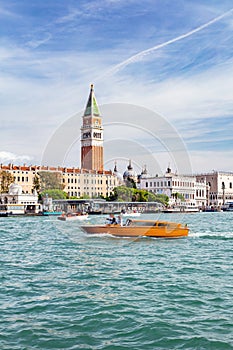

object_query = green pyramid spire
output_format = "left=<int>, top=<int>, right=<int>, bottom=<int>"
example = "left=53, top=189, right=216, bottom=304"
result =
left=84, top=84, right=100, bottom=116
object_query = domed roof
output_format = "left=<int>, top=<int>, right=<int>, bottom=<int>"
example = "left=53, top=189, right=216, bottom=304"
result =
left=139, top=165, right=148, bottom=179
left=115, top=172, right=124, bottom=182
left=113, top=162, right=124, bottom=182
left=123, top=160, right=137, bottom=179
left=9, top=183, right=22, bottom=195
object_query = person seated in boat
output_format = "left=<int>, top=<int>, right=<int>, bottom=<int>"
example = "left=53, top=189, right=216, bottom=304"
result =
left=106, top=213, right=117, bottom=225
left=116, top=215, right=122, bottom=226
left=125, top=219, right=132, bottom=226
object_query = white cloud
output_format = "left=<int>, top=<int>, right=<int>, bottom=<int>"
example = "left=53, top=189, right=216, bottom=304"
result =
left=190, top=150, right=233, bottom=173
left=0, top=4, right=20, bottom=18
left=1, top=1, right=233, bottom=172
left=26, top=34, right=52, bottom=49
left=97, top=56, right=233, bottom=123
left=0, top=151, right=32, bottom=165
left=102, top=7, right=233, bottom=76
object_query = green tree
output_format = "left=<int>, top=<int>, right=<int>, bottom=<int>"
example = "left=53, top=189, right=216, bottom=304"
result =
left=131, top=189, right=145, bottom=202
left=0, top=171, right=14, bottom=193
left=108, top=186, right=134, bottom=201
left=172, top=192, right=185, bottom=202
left=79, top=194, right=90, bottom=199
left=40, top=189, right=67, bottom=200
left=38, top=171, right=63, bottom=192
left=125, top=177, right=137, bottom=189
left=33, top=174, right=41, bottom=193
left=106, top=185, right=169, bottom=206
left=154, top=193, right=169, bottom=206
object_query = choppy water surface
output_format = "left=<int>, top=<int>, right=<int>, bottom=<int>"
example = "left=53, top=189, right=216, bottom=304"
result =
left=0, top=212, right=233, bottom=349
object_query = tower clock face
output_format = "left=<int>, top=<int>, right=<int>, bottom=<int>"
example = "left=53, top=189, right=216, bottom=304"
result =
left=83, top=131, right=91, bottom=139
left=93, top=132, right=102, bottom=138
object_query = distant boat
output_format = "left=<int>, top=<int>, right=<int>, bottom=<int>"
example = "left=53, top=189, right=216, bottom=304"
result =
left=42, top=211, right=63, bottom=216
left=121, top=210, right=141, bottom=217
left=222, top=202, right=233, bottom=212
left=57, top=212, right=88, bottom=221
left=81, top=219, right=189, bottom=238
left=163, top=205, right=200, bottom=213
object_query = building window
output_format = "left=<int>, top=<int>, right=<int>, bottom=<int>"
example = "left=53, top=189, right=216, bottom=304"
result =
left=146, top=182, right=148, bottom=188
left=230, top=182, right=232, bottom=189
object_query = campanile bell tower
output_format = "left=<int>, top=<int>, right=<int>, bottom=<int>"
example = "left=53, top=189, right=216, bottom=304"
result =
left=81, top=84, right=104, bottom=171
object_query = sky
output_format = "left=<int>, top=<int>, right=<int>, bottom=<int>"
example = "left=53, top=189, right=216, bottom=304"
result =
left=1, top=0, right=233, bottom=175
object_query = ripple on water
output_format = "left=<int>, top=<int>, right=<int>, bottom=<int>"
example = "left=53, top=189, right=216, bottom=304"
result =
left=0, top=214, right=233, bottom=349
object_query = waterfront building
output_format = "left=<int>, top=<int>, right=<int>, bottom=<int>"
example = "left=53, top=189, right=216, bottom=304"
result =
left=139, top=167, right=207, bottom=208
left=196, top=171, right=233, bottom=206
left=62, top=167, right=117, bottom=198
left=0, top=183, right=40, bottom=215
left=0, top=164, right=117, bottom=198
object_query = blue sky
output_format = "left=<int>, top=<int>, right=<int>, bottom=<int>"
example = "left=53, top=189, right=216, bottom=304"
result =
left=1, top=0, right=233, bottom=174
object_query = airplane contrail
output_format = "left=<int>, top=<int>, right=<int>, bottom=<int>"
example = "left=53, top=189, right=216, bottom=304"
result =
left=101, top=7, right=233, bottom=78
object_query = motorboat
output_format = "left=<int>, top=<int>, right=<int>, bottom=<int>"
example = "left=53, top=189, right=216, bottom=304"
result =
left=81, top=219, right=189, bottom=238
left=163, top=205, right=200, bottom=213
left=121, top=210, right=141, bottom=217
left=122, top=211, right=141, bottom=217
left=222, top=202, right=233, bottom=211
left=57, top=212, right=88, bottom=221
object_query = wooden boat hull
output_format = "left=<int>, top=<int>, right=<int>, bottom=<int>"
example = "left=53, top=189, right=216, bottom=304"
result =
left=81, top=223, right=189, bottom=238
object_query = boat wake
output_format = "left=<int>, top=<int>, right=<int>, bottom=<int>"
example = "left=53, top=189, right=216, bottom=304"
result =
left=189, top=231, right=233, bottom=239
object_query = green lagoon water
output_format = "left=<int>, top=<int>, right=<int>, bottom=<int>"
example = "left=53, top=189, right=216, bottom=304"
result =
left=0, top=212, right=233, bottom=350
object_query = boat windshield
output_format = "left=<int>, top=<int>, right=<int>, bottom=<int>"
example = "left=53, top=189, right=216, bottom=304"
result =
left=127, top=220, right=157, bottom=227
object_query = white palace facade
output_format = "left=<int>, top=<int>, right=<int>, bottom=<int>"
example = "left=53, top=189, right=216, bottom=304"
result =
left=196, top=171, right=233, bottom=207
left=139, top=167, right=207, bottom=208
